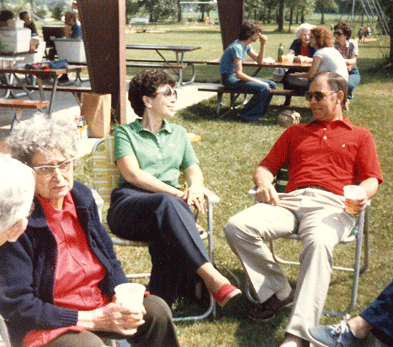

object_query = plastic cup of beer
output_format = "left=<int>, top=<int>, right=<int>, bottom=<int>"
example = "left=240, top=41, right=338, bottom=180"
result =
left=115, top=283, right=146, bottom=311
left=281, top=55, right=288, bottom=64
left=287, top=53, right=294, bottom=64
left=343, top=185, right=366, bottom=214
left=299, top=55, right=307, bottom=66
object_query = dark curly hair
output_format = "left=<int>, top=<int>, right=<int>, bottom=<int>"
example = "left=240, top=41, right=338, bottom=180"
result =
left=128, top=69, right=176, bottom=117
left=334, top=22, right=352, bottom=40
left=0, top=9, right=14, bottom=23
left=310, top=27, right=333, bottom=49
left=239, top=20, right=262, bottom=41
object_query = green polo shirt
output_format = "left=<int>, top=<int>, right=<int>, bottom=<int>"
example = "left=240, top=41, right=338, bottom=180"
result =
left=114, top=119, right=199, bottom=188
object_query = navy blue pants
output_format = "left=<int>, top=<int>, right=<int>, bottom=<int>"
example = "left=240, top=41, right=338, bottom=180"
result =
left=107, top=184, right=210, bottom=307
left=361, top=279, right=393, bottom=346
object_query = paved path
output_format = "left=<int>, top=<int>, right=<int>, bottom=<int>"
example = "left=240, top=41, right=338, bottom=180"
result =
left=0, top=81, right=216, bottom=157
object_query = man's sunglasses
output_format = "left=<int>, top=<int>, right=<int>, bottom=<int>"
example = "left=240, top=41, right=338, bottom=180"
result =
left=333, top=31, right=344, bottom=36
left=305, top=91, right=337, bottom=102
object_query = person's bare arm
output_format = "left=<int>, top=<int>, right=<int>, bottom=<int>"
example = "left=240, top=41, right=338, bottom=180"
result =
left=248, top=33, right=267, bottom=65
left=292, top=56, right=322, bottom=80
left=355, top=177, right=379, bottom=212
left=117, top=155, right=184, bottom=198
left=253, top=166, right=280, bottom=205
left=183, top=163, right=207, bottom=213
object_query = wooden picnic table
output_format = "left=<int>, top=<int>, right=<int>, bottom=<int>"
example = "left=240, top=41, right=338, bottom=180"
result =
left=0, top=64, right=88, bottom=116
left=207, top=58, right=312, bottom=76
left=126, top=44, right=201, bottom=86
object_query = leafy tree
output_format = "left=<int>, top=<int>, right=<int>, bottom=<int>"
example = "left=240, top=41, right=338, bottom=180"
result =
left=315, top=0, right=338, bottom=24
left=197, top=0, right=215, bottom=21
left=140, top=0, right=177, bottom=22
left=50, top=1, right=65, bottom=20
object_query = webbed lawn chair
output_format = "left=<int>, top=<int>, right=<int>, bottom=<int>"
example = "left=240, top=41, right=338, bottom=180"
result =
left=91, top=136, right=220, bottom=322
left=245, top=165, right=370, bottom=317
left=0, top=314, right=12, bottom=347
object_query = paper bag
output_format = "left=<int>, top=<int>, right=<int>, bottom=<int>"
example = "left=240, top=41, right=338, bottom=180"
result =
left=81, top=93, right=111, bottom=138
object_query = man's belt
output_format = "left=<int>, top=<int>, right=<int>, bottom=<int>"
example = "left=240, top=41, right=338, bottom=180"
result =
left=295, top=185, right=331, bottom=193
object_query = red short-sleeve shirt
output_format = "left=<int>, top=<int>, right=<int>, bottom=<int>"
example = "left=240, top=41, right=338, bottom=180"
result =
left=260, top=118, right=383, bottom=196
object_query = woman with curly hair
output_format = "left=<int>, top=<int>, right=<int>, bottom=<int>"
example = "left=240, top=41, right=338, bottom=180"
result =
left=107, top=69, right=241, bottom=309
left=333, top=22, right=361, bottom=99
left=286, top=27, right=348, bottom=93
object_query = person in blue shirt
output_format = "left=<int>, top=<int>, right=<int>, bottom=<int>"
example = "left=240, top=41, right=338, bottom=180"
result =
left=219, top=20, right=276, bottom=122
left=59, top=11, right=82, bottom=83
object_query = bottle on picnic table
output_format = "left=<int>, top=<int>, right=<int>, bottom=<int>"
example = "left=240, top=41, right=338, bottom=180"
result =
left=278, top=43, right=284, bottom=62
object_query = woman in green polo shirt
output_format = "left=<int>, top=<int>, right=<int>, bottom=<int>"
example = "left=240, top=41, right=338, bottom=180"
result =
left=107, top=69, right=241, bottom=309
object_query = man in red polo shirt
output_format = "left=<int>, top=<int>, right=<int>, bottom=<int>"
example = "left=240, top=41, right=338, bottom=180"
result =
left=224, top=71, right=383, bottom=347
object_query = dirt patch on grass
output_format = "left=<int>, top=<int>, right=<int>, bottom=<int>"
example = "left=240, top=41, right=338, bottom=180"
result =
left=369, top=89, right=393, bottom=96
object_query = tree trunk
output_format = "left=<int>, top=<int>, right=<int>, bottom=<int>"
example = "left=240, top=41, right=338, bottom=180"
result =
left=289, top=7, right=293, bottom=32
left=277, top=0, right=284, bottom=31
left=389, top=1, right=393, bottom=70
left=320, top=3, right=325, bottom=24
left=177, top=0, right=182, bottom=22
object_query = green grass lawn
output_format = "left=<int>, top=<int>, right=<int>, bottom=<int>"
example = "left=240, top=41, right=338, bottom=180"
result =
left=71, top=16, right=393, bottom=347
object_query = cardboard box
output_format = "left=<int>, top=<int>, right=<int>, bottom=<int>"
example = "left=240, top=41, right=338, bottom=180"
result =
left=53, top=38, right=86, bottom=63
left=0, top=28, right=31, bottom=53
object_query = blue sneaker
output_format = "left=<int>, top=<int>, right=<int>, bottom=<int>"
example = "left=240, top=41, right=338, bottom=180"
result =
left=309, top=321, right=367, bottom=347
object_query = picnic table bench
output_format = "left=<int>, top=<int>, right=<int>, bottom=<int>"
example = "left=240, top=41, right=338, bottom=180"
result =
left=198, top=83, right=304, bottom=117
left=0, top=99, right=49, bottom=129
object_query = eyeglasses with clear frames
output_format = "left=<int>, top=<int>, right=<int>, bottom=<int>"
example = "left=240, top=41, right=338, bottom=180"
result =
left=154, top=86, right=177, bottom=99
left=32, top=157, right=76, bottom=177
left=304, top=91, right=337, bottom=102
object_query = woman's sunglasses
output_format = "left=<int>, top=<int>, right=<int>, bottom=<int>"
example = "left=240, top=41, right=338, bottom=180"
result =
left=334, top=31, right=344, bottom=36
left=305, top=91, right=337, bottom=102
left=155, top=86, right=177, bottom=99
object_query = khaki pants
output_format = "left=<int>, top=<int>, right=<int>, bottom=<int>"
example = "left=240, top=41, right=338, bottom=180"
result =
left=224, top=188, right=355, bottom=340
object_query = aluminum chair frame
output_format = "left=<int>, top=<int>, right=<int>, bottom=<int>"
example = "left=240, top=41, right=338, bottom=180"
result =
left=91, top=137, right=219, bottom=323
left=0, top=314, right=12, bottom=347
left=245, top=166, right=370, bottom=317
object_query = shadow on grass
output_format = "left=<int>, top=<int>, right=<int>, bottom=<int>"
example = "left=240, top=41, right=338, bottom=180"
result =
left=179, top=98, right=313, bottom=126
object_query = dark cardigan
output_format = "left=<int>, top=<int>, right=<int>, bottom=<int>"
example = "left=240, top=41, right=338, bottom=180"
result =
left=0, top=181, right=128, bottom=347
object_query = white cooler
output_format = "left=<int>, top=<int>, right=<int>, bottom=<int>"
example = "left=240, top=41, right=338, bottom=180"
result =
left=53, top=38, right=86, bottom=63
left=0, top=28, right=31, bottom=53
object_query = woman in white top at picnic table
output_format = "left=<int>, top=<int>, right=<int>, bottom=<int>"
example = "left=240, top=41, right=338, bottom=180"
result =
left=285, top=27, right=348, bottom=94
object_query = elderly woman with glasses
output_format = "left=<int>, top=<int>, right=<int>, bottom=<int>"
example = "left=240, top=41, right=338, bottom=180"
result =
left=0, top=114, right=180, bottom=347
left=107, top=69, right=241, bottom=309
left=286, top=27, right=348, bottom=94
left=287, top=23, right=316, bottom=59
left=333, top=22, right=361, bottom=99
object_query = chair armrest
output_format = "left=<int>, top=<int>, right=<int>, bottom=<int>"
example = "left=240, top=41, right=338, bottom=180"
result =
left=203, top=186, right=220, bottom=204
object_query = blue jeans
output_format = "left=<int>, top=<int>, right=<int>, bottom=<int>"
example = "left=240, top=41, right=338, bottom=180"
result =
left=360, top=279, right=393, bottom=345
left=348, top=66, right=360, bottom=99
left=223, top=75, right=276, bottom=121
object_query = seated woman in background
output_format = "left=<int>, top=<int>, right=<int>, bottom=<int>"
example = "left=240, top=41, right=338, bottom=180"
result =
left=107, top=69, right=241, bottom=309
left=287, top=23, right=316, bottom=59
left=0, top=154, right=35, bottom=247
left=0, top=115, right=180, bottom=347
left=285, top=27, right=348, bottom=94
left=333, top=22, right=361, bottom=99
left=283, top=23, right=316, bottom=91
left=19, top=11, right=38, bottom=36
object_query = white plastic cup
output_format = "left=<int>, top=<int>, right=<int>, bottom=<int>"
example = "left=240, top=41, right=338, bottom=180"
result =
left=115, top=283, right=146, bottom=311
left=281, top=55, right=288, bottom=64
left=299, top=55, right=308, bottom=66
left=343, top=185, right=366, bottom=214
left=287, top=53, right=294, bottom=64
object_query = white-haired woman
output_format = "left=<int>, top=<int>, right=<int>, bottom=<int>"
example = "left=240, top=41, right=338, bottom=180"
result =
left=287, top=23, right=316, bottom=59
left=0, top=154, right=35, bottom=246
left=0, top=114, right=179, bottom=347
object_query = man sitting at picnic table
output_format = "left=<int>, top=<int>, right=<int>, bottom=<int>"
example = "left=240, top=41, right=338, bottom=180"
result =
left=219, top=20, right=276, bottom=123
left=58, top=11, right=82, bottom=84
left=224, top=71, right=383, bottom=347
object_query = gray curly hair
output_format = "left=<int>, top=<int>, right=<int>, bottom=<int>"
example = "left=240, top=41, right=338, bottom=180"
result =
left=0, top=154, right=35, bottom=234
left=5, top=114, right=79, bottom=166
left=295, top=23, right=315, bottom=39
